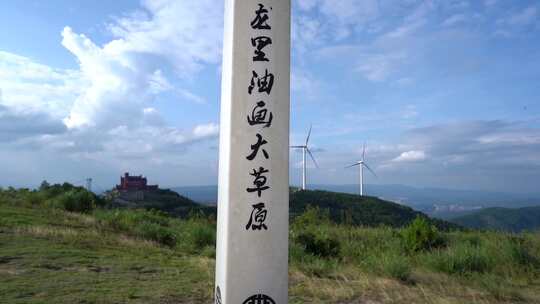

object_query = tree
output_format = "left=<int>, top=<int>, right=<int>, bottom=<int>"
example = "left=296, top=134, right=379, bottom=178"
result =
left=39, top=180, right=50, bottom=191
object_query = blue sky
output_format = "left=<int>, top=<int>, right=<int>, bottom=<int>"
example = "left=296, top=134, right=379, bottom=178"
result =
left=0, top=0, right=539, bottom=193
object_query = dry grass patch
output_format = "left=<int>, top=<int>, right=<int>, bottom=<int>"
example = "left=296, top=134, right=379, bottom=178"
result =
left=15, top=225, right=83, bottom=238
left=116, top=234, right=160, bottom=249
left=62, top=210, right=96, bottom=226
left=289, top=268, right=523, bottom=304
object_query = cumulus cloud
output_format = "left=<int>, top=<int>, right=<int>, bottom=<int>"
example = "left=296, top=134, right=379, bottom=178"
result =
left=365, top=120, right=540, bottom=191
left=393, top=150, right=427, bottom=162
left=0, top=0, right=223, bottom=180
left=107, top=0, right=223, bottom=75
left=193, top=123, right=219, bottom=138
left=396, top=120, right=540, bottom=168
left=0, top=104, right=67, bottom=142
left=61, top=26, right=155, bottom=129
left=60, top=0, right=223, bottom=130
left=0, top=51, right=84, bottom=117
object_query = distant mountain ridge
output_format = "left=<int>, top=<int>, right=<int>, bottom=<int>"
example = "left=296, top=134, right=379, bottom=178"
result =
left=450, top=206, right=540, bottom=232
left=171, top=186, right=217, bottom=205
left=172, top=184, right=540, bottom=211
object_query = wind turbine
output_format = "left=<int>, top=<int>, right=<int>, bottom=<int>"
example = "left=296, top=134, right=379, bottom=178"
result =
left=346, top=143, right=376, bottom=196
left=291, top=125, right=319, bottom=190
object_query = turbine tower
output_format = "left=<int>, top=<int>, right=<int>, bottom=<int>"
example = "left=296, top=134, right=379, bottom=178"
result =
left=291, top=125, right=319, bottom=190
left=346, top=143, right=376, bottom=196
left=85, top=178, right=93, bottom=193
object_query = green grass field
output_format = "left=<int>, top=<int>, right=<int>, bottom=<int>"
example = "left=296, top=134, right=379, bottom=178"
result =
left=1, top=187, right=540, bottom=303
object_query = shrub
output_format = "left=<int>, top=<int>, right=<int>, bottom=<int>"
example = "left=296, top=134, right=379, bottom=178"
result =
left=380, top=254, right=412, bottom=282
left=201, top=246, right=216, bottom=258
left=293, top=206, right=331, bottom=228
left=50, top=189, right=96, bottom=213
left=505, top=236, right=540, bottom=268
left=190, top=224, right=215, bottom=249
left=462, top=234, right=482, bottom=247
left=180, top=219, right=216, bottom=252
left=295, top=231, right=340, bottom=258
left=428, top=243, right=493, bottom=275
left=401, top=216, right=445, bottom=253
left=136, top=222, right=176, bottom=247
left=95, top=209, right=178, bottom=247
left=25, top=191, right=46, bottom=206
left=97, top=209, right=170, bottom=231
left=297, top=255, right=339, bottom=278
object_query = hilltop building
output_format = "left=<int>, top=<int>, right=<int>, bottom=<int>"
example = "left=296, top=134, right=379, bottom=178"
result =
left=116, top=172, right=159, bottom=191
left=115, top=173, right=158, bottom=201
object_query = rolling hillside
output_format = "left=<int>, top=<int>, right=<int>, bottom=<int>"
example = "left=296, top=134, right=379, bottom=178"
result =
left=451, top=206, right=540, bottom=232
left=119, top=188, right=459, bottom=230
left=290, top=189, right=459, bottom=230
left=140, top=188, right=458, bottom=230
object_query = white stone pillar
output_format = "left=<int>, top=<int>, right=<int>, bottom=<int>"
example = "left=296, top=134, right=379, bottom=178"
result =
left=215, top=1, right=290, bottom=304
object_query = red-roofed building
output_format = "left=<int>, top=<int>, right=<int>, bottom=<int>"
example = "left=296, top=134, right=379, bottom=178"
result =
left=116, top=172, right=159, bottom=192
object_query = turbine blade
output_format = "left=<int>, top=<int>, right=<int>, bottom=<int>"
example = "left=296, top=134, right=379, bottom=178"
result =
left=363, top=163, right=377, bottom=178
left=345, top=163, right=360, bottom=168
left=306, top=148, right=319, bottom=168
left=305, top=124, right=312, bottom=146
left=290, top=145, right=304, bottom=148
left=362, top=142, right=366, bottom=161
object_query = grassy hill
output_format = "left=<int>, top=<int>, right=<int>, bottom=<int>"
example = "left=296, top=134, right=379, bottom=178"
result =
left=108, top=188, right=216, bottom=218
left=290, top=189, right=459, bottom=230
left=116, top=188, right=459, bottom=230
left=451, top=206, right=540, bottom=232
left=2, top=186, right=540, bottom=303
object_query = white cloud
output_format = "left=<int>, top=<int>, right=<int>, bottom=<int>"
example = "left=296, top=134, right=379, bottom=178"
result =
left=319, top=0, right=379, bottom=27
left=384, top=18, right=426, bottom=39
left=148, top=70, right=172, bottom=94
left=293, top=0, right=380, bottom=44
left=477, top=131, right=540, bottom=145
left=381, top=0, right=433, bottom=40
left=507, top=6, right=537, bottom=26
left=292, top=16, right=323, bottom=54
left=442, top=14, right=466, bottom=27
left=177, top=88, right=206, bottom=104
left=0, top=104, right=67, bottom=142
left=193, top=123, right=219, bottom=138
left=61, top=26, right=151, bottom=129
left=60, top=0, right=223, bottom=130
left=107, top=0, right=223, bottom=76
left=392, top=150, right=427, bottom=162
left=356, top=52, right=406, bottom=82
left=0, top=0, right=223, bottom=177
left=401, top=105, right=418, bottom=119
left=0, top=51, right=84, bottom=118
left=291, top=69, right=322, bottom=98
